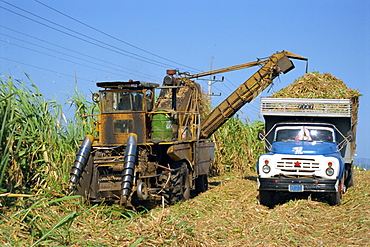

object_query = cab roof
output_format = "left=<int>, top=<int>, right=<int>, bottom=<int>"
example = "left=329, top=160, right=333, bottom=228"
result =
left=96, top=80, right=159, bottom=89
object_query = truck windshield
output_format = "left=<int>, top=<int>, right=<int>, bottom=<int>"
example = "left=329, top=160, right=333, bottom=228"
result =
left=101, top=91, right=145, bottom=113
left=275, top=126, right=335, bottom=143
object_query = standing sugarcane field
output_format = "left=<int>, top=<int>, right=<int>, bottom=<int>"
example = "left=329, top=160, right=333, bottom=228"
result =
left=1, top=2, right=369, bottom=246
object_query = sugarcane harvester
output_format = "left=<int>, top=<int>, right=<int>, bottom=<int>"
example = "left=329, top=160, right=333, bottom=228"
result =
left=68, top=50, right=307, bottom=206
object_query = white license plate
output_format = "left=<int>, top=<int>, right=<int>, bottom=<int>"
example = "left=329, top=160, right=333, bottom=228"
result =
left=289, top=184, right=304, bottom=192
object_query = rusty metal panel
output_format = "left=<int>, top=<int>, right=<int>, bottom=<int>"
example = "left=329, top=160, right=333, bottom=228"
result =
left=100, top=113, right=146, bottom=145
left=195, top=141, right=215, bottom=175
left=167, top=143, right=192, bottom=162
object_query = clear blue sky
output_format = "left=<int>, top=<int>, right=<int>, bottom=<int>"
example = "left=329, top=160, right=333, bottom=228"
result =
left=1, top=1, right=369, bottom=158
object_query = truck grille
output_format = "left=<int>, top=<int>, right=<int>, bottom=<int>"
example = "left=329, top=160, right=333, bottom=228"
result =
left=276, top=158, right=320, bottom=173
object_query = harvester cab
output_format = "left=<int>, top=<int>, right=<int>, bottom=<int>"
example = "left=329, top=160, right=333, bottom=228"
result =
left=94, top=80, right=158, bottom=144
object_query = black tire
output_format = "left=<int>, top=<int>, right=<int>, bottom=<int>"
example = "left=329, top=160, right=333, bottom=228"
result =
left=327, top=191, right=342, bottom=206
left=195, top=174, right=208, bottom=194
left=259, top=190, right=275, bottom=208
left=344, top=164, right=354, bottom=188
left=182, top=166, right=191, bottom=201
left=171, top=163, right=190, bottom=203
left=327, top=174, right=344, bottom=206
left=161, top=162, right=190, bottom=205
left=161, top=184, right=172, bottom=206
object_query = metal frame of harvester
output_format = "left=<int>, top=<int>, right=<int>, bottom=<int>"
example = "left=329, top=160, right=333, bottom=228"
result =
left=68, top=50, right=307, bottom=207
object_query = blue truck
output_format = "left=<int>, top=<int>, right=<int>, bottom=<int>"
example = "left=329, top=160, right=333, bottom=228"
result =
left=257, top=97, right=358, bottom=206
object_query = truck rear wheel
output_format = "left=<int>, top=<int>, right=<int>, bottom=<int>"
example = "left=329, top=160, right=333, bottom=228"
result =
left=259, top=190, right=275, bottom=208
left=345, top=164, right=354, bottom=188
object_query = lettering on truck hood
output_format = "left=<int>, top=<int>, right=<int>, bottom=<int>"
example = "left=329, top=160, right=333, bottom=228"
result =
left=272, top=141, right=339, bottom=155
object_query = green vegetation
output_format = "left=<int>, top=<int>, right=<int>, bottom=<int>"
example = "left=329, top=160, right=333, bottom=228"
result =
left=1, top=75, right=369, bottom=246
left=1, top=75, right=69, bottom=195
left=211, top=116, right=264, bottom=175
left=0, top=75, right=94, bottom=197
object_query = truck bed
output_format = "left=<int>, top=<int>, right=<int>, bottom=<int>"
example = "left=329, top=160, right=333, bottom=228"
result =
left=260, top=98, right=353, bottom=118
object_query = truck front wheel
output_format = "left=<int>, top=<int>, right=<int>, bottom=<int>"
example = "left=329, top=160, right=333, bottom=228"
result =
left=259, top=190, right=275, bottom=208
left=327, top=192, right=341, bottom=206
left=327, top=175, right=344, bottom=206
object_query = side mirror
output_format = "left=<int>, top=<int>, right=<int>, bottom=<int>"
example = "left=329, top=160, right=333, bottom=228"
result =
left=258, top=129, right=265, bottom=141
left=346, top=130, right=354, bottom=142
left=92, top=93, right=100, bottom=103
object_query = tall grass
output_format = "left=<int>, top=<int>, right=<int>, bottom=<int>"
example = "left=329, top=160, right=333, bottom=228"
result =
left=211, top=115, right=265, bottom=175
left=0, top=75, right=94, bottom=197
left=66, top=87, right=97, bottom=141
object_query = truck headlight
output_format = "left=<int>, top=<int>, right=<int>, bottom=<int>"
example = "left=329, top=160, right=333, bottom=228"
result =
left=262, top=165, right=271, bottom=173
left=262, top=159, right=271, bottom=173
left=326, top=167, right=334, bottom=176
